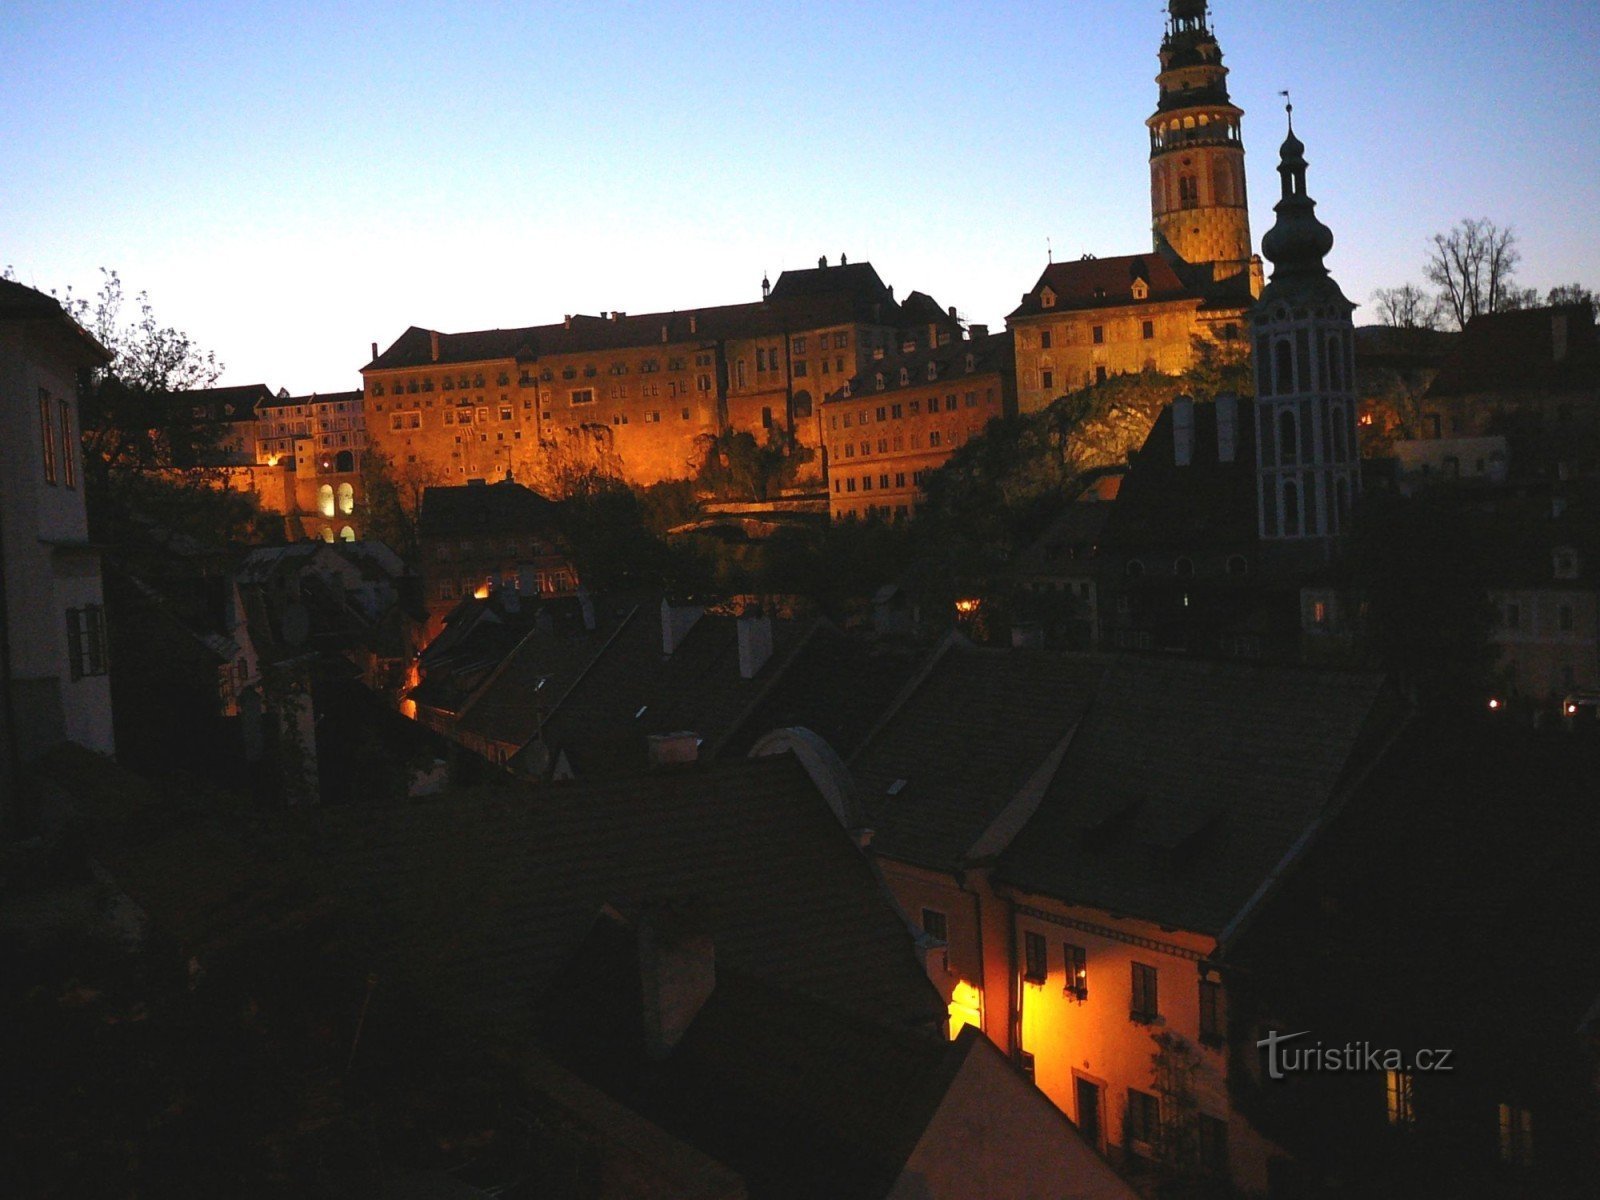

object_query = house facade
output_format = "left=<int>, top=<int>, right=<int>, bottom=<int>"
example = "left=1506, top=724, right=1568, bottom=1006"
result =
left=0, top=279, right=116, bottom=789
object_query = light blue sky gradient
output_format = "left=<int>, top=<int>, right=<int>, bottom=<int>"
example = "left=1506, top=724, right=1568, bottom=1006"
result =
left=5, top=1, right=1597, bottom=393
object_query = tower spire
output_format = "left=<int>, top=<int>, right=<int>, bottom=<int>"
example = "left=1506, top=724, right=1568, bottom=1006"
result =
left=1147, top=1, right=1252, bottom=287
left=1259, top=110, right=1337, bottom=297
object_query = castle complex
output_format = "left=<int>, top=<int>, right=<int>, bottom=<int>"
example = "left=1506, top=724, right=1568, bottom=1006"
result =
left=343, top=1, right=1262, bottom=515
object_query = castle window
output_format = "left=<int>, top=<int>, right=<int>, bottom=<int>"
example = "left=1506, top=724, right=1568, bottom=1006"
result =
left=1041, top=370, right=1054, bottom=392
left=1279, top=411, right=1298, bottom=465
left=1327, top=335, right=1345, bottom=390
left=1040, top=330, right=1052, bottom=349
left=1179, top=174, right=1199, bottom=209
left=1283, top=479, right=1301, bottom=535
left=1092, top=326, right=1104, bottom=344
left=1096, top=366, right=1108, bottom=384
left=1143, top=320, right=1155, bottom=340
left=570, top=388, right=595, bottom=406
left=926, top=362, right=938, bottom=381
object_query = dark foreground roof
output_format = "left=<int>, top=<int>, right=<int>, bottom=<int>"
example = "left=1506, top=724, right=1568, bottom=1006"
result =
left=997, top=655, right=1392, bottom=935
left=73, top=752, right=943, bottom=1042
left=851, top=645, right=1108, bottom=872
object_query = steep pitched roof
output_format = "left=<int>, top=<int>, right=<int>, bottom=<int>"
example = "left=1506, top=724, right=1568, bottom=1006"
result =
left=1009, top=253, right=1198, bottom=321
left=537, top=607, right=813, bottom=776
left=417, top=479, right=560, bottom=539
left=0, top=278, right=111, bottom=364
left=719, top=625, right=933, bottom=760
left=826, top=330, right=1014, bottom=402
left=851, top=646, right=1108, bottom=872
left=1098, top=396, right=1260, bottom=555
left=996, top=655, right=1392, bottom=935
left=176, top=382, right=275, bottom=422
left=1221, top=716, right=1600, bottom=1047
left=767, top=261, right=892, bottom=305
left=74, top=750, right=943, bottom=1042
left=258, top=388, right=363, bottom=410
left=452, top=595, right=633, bottom=749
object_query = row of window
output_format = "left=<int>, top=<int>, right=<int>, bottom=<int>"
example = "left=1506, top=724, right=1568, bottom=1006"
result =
left=1021, top=931, right=1224, bottom=1039
left=38, top=391, right=77, bottom=489
left=836, top=427, right=971, bottom=459
left=1258, top=330, right=1351, bottom=399
left=834, top=469, right=927, bottom=495
left=571, top=379, right=709, bottom=406
left=831, top=391, right=991, bottom=430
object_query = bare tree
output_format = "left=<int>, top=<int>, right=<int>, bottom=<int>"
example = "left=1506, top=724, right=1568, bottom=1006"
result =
left=1425, top=218, right=1525, bottom=328
left=1371, top=283, right=1443, bottom=331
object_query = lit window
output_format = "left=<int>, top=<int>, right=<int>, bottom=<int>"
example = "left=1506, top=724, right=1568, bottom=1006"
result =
left=570, top=388, right=595, bottom=406
left=1064, top=943, right=1087, bottom=999
left=1498, top=1102, right=1533, bottom=1165
left=1385, top=1070, right=1415, bottom=1128
left=58, top=400, right=75, bottom=488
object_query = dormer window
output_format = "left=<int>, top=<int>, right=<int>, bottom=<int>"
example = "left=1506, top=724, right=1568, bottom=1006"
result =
left=965, top=354, right=975, bottom=373
left=875, top=373, right=885, bottom=391
left=926, top=362, right=938, bottom=382
left=1132, top=278, right=1149, bottom=301
left=1040, top=287, right=1056, bottom=309
left=899, top=367, right=909, bottom=386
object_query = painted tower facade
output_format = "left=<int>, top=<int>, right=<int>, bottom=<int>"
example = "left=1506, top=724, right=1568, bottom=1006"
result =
left=1253, top=116, right=1360, bottom=541
left=1148, top=0, right=1253, bottom=285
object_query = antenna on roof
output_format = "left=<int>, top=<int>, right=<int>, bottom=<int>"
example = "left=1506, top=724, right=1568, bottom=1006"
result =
left=1047, top=236, right=1053, bottom=264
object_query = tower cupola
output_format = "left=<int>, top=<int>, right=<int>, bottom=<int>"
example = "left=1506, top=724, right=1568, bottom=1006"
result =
left=1147, top=1, right=1254, bottom=287
left=1259, top=112, right=1338, bottom=298
left=1250, top=110, right=1360, bottom=544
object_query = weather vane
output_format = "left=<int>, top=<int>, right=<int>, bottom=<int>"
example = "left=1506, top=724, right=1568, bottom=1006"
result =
left=1279, top=89, right=1293, bottom=128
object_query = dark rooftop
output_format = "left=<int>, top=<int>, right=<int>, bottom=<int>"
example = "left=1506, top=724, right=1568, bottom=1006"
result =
left=418, top=479, right=560, bottom=539
left=851, top=645, right=1108, bottom=873
left=996, top=655, right=1392, bottom=935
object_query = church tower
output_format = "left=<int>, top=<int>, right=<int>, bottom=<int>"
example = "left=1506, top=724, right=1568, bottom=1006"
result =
left=1148, top=1, right=1254, bottom=286
left=1253, top=112, right=1359, bottom=542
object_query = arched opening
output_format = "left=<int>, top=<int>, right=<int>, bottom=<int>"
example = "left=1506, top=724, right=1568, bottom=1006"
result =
left=337, top=482, right=355, bottom=515
left=335, top=449, right=354, bottom=472
left=1331, top=406, right=1347, bottom=461
left=321, top=526, right=335, bottom=543
left=339, top=525, right=355, bottom=542
left=318, top=484, right=334, bottom=517
left=1327, top=335, right=1344, bottom=391
left=1274, top=340, right=1294, bottom=396
left=1283, top=479, right=1301, bottom=536
left=1336, top=477, right=1351, bottom=523
left=1279, top=410, right=1298, bottom=466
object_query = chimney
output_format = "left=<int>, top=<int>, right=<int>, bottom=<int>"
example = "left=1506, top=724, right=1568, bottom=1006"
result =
left=661, top=324, right=669, bottom=343
left=818, top=255, right=828, bottom=268
left=661, top=597, right=704, bottom=654
left=928, top=322, right=940, bottom=349
left=429, top=330, right=440, bottom=363
left=647, top=731, right=701, bottom=767
left=1172, top=395, right=1195, bottom=466
left=1215, top=391, right=1238, bottom=463
left=736, top=608, right=774, bottom=679
left=968, top=323, right=989, bottom=340
left=564, top=314, right=573, bottom=330
left=639, top=905, right=715, bottom=1060
left=689, top=314, right=698, bottom=334
left=1553, top=313, right=1570, bottom=362
left=370, top=341, right=378, bottom=361
left=948, top=305, right=958, bottom=321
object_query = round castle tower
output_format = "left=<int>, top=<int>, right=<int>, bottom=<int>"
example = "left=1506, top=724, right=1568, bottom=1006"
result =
left=1148, top=0, right=1253, bottom=284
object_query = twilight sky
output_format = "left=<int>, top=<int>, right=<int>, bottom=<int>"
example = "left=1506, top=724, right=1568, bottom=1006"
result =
left=4, top=0, right=1598, bottom=394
